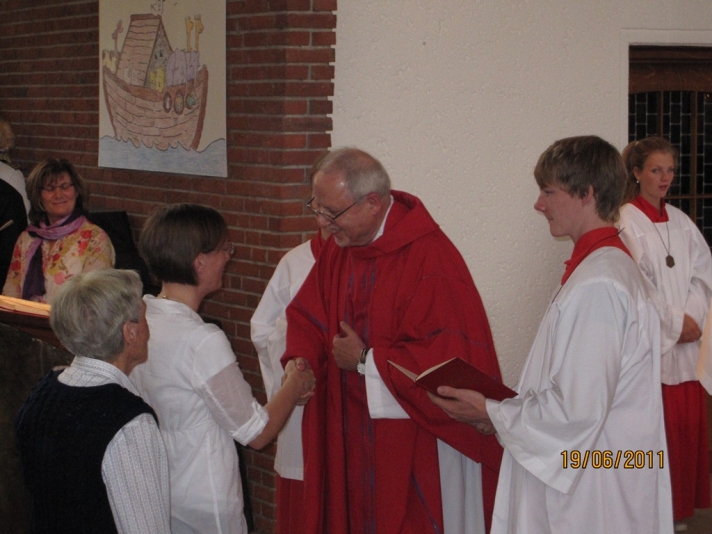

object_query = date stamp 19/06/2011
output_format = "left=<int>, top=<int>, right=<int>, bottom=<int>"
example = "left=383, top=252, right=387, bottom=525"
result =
left=561, top=450, right=664, bottom=469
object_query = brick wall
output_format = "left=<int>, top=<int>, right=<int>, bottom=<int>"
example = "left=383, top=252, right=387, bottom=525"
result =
left=0, top=0, right=335, bottom=531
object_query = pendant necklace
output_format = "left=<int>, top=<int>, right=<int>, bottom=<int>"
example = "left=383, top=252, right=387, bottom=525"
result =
left=652, top=222, right=675, bottom=268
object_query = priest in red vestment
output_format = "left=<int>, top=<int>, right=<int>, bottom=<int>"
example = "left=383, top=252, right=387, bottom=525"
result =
left=283, top=147, right=503, bottom=534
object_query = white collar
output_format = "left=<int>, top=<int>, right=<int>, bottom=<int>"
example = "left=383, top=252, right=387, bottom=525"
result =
left=370, top=194, right=394, bottom=243
left=64, top=355, right=138, bottom=394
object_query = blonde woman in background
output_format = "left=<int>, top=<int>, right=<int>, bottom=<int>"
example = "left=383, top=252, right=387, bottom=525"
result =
left=618, top=137, right=712, bottom=532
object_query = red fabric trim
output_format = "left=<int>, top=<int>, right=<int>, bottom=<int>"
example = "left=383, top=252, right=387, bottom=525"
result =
left=662, top=381, right=711, bottom=520
left=561, top=227, right=631, bottom=285
left=629, top=195, right=669, bottom=223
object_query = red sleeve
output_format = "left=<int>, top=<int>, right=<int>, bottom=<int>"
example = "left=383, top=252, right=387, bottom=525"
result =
left=372, top=258, right=503, bottom=468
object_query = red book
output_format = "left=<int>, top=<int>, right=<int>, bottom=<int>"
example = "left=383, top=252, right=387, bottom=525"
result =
left=388, top=357, right=516, bottom=401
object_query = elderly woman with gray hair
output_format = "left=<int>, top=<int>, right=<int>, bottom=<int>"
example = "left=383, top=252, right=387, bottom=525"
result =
left=14, top=269, right=171, bottom=534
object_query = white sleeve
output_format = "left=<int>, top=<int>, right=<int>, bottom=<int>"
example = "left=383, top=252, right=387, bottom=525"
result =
left=102, top=414, right=171, bottom=534
left=637, top=252, right=682, bottom=354
left=251, top=242, right=315, bottom=400
left=683, top=221, right=712, bottom=326
left=251, top=275, right=293, bottom=400
left=188, top=329, right=269, bottom=445
left=197, top=361, right=269, bottom=446
left=364, top=348, right=410, bottom=419
left=619, top=220, right=682, bottom=354
left=487, top=281, right=630, bottom=494
left=698, top=297, right=712, bottom=394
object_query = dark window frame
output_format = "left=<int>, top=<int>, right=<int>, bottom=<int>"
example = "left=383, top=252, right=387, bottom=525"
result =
left=629, top=46, right=712, bottom=242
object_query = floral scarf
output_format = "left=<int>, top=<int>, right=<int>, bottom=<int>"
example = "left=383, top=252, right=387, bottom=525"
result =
left=22, top=208, right=86, bottom=300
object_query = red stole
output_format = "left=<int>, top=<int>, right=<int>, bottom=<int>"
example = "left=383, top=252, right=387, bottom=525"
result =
left=561, top=227, right=631, bottom=285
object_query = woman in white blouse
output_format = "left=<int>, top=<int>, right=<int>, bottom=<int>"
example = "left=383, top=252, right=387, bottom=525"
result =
left=131, top=203, right=315, bottom=534
left=618, top=137, right=712, bottom=531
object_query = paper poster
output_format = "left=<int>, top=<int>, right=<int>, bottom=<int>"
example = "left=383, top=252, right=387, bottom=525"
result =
left=98, top=0, right=227, bottom=177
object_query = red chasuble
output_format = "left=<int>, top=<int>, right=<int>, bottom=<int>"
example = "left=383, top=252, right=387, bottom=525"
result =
left=284, top=191, right=503, bottom=534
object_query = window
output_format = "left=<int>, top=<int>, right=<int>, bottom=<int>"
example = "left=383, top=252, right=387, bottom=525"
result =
left=629, top=46, right=712, bottom=245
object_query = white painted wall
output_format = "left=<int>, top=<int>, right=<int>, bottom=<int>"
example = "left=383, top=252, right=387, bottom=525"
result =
left=331, top=0, right=712, bottom=385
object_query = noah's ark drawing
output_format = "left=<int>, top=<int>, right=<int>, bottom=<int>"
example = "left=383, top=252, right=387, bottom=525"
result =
left=102, top=9, right=208, bottom=151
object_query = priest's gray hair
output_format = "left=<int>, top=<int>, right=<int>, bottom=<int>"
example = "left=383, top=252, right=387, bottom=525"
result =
left=315, top=147, right=391, bottom=200
left=50, top=269, right=143, bottom=361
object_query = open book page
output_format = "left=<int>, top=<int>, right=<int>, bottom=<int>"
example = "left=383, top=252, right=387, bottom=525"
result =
left=388, top=361, right=419, bottom=381
left=0, top=295, right=51, bottom=317
left=388, top=357, right=516, bottom=401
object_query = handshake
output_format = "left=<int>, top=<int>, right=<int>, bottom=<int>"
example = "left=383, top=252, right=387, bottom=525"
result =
left=283, top=357, right=315, bottom=405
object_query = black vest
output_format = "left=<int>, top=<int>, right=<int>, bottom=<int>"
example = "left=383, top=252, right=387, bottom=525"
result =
left=14, top=370, right=157, bottom=534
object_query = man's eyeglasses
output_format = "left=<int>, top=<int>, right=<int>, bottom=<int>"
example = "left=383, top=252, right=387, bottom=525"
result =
left=221, top=242, right=235, bottom=255
left=306, top=196, right=365, bottom=223
left=42, top=182, right=74, bottom=193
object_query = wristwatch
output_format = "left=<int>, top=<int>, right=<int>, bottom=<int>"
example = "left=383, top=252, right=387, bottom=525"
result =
left=357, top=347, right=369, bottom=375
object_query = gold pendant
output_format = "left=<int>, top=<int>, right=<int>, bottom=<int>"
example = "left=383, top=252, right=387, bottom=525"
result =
left=666, top=255, right=675, bottom=268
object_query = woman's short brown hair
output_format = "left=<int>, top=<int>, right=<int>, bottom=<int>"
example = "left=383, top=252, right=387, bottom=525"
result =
left=534, top=136, right=627, bottom=223
left=26, top=158, right=88, bottom=225
left=139, top=203, right=227, bottom=285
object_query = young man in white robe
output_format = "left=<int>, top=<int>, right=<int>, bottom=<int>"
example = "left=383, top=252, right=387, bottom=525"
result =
left=430, top=135, right=673, bottom=534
